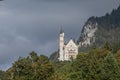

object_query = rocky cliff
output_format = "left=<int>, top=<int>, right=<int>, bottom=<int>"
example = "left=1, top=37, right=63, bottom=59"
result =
left=78, top=5, right=120, bottom=48
left=78, top=19, right=98, bottom=47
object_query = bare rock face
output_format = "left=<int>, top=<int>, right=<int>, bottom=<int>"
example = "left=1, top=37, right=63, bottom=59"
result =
left=79, top=20, right=98, bottom=47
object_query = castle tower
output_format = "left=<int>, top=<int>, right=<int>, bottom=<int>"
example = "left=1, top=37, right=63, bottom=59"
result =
left=58, top=28, right=64, bottom=61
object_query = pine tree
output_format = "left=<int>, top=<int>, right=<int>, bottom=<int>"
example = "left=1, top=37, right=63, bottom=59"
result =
left=101, top=54, right=120, bottom=80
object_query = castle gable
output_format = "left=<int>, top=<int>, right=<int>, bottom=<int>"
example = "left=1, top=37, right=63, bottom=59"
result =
left=65, top=39, right=77, bottom=48
left=64, top=39, right=78, bottom=60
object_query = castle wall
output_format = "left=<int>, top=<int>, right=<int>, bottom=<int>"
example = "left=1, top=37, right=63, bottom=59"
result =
left=58, top=32, right=78, bottom=61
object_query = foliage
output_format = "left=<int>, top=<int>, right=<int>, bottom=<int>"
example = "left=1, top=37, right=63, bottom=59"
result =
left=53, top=45, right=120, bottom=80
left=49, top=51, right=59, bottom=62
left=101, top=54, right=120, bottom=80
left=0, top=70, right=6, bottom=80
left=1, top=43, right=120, bottom=80
left=5, top=51, right=54, bottom=80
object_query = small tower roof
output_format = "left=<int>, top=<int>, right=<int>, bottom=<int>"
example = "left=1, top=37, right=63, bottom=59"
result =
left=60, top=27, right=64, bottom=34
left=70, top=37, right=76, bottom=43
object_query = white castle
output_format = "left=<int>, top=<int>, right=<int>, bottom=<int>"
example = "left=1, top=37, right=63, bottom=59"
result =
left=58, top=28, right=78, bottom=61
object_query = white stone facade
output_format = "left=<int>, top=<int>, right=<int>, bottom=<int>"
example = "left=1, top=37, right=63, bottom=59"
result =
left=58, top=31, right=78, bottom=61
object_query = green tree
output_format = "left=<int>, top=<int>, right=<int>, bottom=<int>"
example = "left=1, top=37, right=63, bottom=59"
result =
left=101, top=54, right=120, bottom=80
left=6, top=52, right=54, bottom=80
left=0, top=70, right=6, bottom=80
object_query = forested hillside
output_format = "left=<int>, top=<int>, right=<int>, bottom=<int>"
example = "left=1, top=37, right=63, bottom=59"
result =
left=78, top=5, right=120, bottom=53
left=1, top=43, right=120, bottom=80
left=94, top=5, right=120, bottom=46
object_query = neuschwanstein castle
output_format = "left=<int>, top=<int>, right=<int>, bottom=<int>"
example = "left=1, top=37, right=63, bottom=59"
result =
left=58, top=29, right=78, bottom=61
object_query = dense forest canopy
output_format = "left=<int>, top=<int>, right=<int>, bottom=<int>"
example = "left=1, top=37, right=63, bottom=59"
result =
left=1, top=43, right=120, bottom=80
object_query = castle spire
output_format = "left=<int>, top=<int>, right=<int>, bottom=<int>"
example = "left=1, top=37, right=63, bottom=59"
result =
left=60, top=26, right=64, bottom=34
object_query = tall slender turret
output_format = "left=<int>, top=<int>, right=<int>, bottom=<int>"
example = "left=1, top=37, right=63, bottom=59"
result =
left=58, top=27, right=78, bottom=61
left=58, top=27, right=64, bottom=61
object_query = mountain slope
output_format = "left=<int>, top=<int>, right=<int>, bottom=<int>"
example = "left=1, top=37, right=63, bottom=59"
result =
left=78, top=5, right=120, bottom=48
left=50, top=5, right=120, bottom=60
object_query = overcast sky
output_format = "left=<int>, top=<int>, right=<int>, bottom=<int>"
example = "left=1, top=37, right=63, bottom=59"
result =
left=0, top=0, right=119, bottom=70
